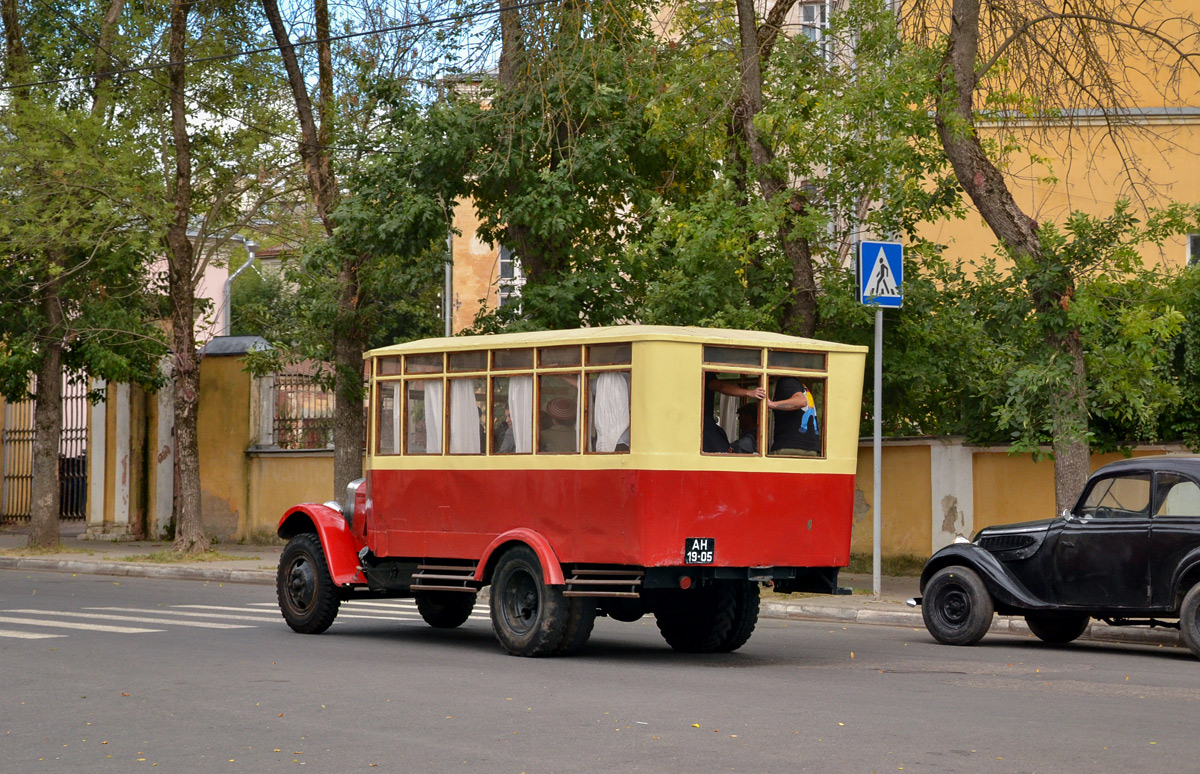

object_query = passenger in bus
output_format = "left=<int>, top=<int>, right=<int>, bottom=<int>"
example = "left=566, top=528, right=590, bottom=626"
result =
left=704, top=374, right=765, bottom=454
left=540, top=397, right=578, bottom=452
left=767, top=377, right=820, bottom=456
left=731, top=403, right=759, bottom=454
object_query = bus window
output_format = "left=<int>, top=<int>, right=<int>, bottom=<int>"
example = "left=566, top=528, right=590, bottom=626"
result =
left=588, top=371, right=630, bottom=452
left=539, top=374, right=579, bottom=453
left=766, top=377, right=823, bottom=457
left=376, top=381, right=401, bottom=455
left=704, top=372, right=763, bottom=454
left=406, top=379, right=443, bottom=454
left=491, top=376, right=533, bottom=454
left=448, top=377, right=484, bottom=454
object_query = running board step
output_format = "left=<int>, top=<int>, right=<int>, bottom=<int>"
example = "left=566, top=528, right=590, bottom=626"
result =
left=412, top=562, right=479, bottom=593
left=563, top=568, right=644, bottom=599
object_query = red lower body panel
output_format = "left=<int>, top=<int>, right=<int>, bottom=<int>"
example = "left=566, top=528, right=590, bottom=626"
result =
left=366, top=468, right=853, bottom=569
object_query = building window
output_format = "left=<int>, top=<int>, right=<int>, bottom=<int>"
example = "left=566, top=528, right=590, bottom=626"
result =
left=800, top=2, right=825, bottom=43
left=498, top=246, right=525, bottom=308
left=1188, top=234, right=1200, bottom=266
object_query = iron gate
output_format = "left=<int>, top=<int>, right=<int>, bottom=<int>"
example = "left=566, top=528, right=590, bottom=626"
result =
left=1, top=380, right=89, bottom=522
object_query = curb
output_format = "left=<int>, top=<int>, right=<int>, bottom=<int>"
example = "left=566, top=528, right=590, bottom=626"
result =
left=760, top=599, right=1185, bottom=649
left=1, top=559, right=1187, bottom=650
left=0, top=557, right=274, bottom=585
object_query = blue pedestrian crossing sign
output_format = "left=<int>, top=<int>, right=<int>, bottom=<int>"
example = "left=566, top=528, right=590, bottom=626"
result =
left=858, top=241, right=903, bottom=307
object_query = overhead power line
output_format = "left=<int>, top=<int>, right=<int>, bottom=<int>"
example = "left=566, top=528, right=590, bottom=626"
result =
left=0, top=0, right=555, bottom=93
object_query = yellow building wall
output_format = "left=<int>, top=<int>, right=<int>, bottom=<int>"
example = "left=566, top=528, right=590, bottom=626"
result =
left=198, top=356, right=253, bottom=541
left=247, top=452, right=334, bottom=540
left=923, top=122, right=1200, bottom=269
left=972, top=446, right=1178, bottom=531
left=852, top=444, right=932, bottom=557
left=451, top=200, right=502, bottom=333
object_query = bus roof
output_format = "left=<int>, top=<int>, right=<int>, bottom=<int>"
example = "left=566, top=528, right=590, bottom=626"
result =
left=366, top=325, right=869, bottom=358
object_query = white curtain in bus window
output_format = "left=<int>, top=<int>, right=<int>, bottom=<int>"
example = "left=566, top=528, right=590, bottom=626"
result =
left=508, top=376, right=533, bottom=453
left=449, top=378, right=482, bottom=454
left=407, top=379, right=443, bottom=454
left=589, top=372, right=630, bottom=452
left=377, top=382, right=401, bottom=454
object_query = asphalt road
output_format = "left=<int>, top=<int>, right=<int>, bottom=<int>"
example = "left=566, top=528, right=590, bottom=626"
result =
left=2, top=570, right=1197, bottom=774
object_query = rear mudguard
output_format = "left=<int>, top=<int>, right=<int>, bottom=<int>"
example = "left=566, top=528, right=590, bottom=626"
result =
left=475, top=528, right=565, bottom=586
left=277, top=504, right=366, bottom=587
left=920, top=544, right=1052, bottom=612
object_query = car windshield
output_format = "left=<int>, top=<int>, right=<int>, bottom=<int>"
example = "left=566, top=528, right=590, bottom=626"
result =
left=1079, top=473, right=1151, bottom=519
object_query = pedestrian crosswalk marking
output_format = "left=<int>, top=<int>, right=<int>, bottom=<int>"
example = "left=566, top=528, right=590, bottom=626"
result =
left=88, top=607, right=277, bottom=623
left=3, top=609, right=252, bottom=629
left=0, top=628, right=66, bottom=640
left=0, top=600, right=491, bottom=640
left=0, top=615, right=162, bottom=634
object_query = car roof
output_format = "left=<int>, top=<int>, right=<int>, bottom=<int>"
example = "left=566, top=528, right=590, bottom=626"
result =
left=1095, top=455, right=1200, bottom=477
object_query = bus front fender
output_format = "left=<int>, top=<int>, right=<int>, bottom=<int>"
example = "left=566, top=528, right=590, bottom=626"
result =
left=476, top=528, right=565, bottom=586
left=277, top=504, right=365, bottom=587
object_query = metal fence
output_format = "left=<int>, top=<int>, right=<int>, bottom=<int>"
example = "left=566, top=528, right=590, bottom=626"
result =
left=272, top=372, right=335, bottom=450
left=1, top=381, right=89, bottom=522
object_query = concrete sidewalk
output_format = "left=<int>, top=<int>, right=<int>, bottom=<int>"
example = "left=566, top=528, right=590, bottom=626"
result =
left=0, top=522, right=1186, bottom=652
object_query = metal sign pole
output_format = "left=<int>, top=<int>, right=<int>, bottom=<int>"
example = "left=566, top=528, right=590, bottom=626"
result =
left=873, top=307, right=883, bottom=598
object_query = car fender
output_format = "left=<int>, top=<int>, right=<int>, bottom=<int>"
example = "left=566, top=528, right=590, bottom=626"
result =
left=1170, top=547, right=1200, bottom=602
left=277, top=504, right=366, bottom=586
left=475, top=528, right=565, bottom=586
left=921, top=543, right=1052, bottom=611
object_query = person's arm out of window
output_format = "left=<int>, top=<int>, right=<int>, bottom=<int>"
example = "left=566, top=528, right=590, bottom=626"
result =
left=707, top=376, right=765, bottom=401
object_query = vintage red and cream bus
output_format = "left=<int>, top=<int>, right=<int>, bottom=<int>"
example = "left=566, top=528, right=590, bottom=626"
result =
left=276, top=326, right=867, bottom=656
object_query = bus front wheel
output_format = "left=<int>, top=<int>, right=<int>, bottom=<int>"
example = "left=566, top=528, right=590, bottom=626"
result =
left=490, top=545, right=592, bottom=656
left=277, top=533, right=340, bottom=634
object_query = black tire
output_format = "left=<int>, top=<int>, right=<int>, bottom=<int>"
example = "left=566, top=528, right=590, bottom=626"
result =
left=654, top=583, right=736, bottom=653
left=1024, top=613, right=1090, bottom=644
left=717, top=581, right=760, bottom=653
left=1180, top=584, right=1200, bottom=659
left=415, top=591, right=478, bottom=629
left=921, top=565, right=994, bottom=646
left=489, top=545, right=574, bottom=657
left=554, top=599, right=597, bottom=656
left=277, top=533, right=340, bottom=634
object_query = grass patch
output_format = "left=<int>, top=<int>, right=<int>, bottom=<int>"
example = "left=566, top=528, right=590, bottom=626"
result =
left=845, top=552, right=927, bottom=577
left=0, top=545, right=95, bottom=557
left=123, top=550, right=259, bottom=563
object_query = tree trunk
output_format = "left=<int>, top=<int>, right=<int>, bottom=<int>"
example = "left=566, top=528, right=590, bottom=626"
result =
left=165, top=0, right=205, bottom=554
left=936, top=0, right=1091, bottom=505
left=731, top=0, right=817, bottom=337
left=28, top=291, right=64, bottom=549
left=0, top=0, right=29, bottom=81
left=90, top=0, right=125, bottom=118
left=263, top=0, right=363, bottom=497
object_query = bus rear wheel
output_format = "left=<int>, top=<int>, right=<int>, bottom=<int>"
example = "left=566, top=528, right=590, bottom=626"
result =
left=415, top=591, right=478, bottom=629
left=717, top=581, right=760, bottom=652
left=654, top=583, right=737, bottom=653
left=277, top=533, right=340, bottom=634
left=490, top=546, right=592, bottom=657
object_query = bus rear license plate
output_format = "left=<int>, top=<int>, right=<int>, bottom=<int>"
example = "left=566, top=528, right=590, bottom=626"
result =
left=685, top=538, right=715, bottom=564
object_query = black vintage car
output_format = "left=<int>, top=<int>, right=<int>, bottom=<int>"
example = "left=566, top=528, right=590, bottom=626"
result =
left=914, top=456, right=1200, bottom=658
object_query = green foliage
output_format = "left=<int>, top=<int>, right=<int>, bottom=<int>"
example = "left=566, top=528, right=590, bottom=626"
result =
left=628, top=0, right=960, bottom=332
left=0, top=98, right=167, bottom=399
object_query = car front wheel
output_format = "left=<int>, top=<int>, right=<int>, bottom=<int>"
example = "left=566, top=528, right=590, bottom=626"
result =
left=1180, top=584, right=1200, bottom=659
left=922, top=566, right=994, bottom=646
